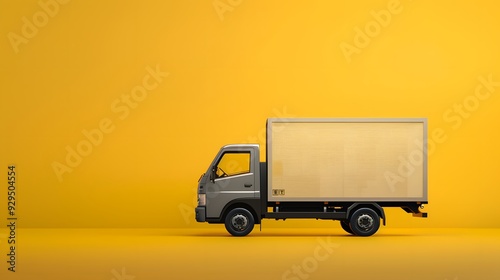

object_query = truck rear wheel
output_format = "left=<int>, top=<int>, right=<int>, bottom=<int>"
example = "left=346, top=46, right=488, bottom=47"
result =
left=349, top=208, right=380, bottom=236
left=224, top=208, right=255, bottom=236
left=340, top=220, right=353, bottom=234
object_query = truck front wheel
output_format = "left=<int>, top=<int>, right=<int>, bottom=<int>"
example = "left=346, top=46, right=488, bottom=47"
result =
left=349, top=208, right=380, bottom=236
left=224, top=208, right=255, bottom=236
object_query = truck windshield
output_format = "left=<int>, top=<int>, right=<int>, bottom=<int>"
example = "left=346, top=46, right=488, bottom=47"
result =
left=216, top=152, right=250, bottom=178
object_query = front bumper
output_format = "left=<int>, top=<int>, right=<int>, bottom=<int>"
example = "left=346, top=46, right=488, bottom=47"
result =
left=195, top=206, right=206, bottom=222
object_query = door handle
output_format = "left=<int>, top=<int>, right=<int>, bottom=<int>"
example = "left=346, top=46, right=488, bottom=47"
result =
left=244, top=183, right=253, bottom=188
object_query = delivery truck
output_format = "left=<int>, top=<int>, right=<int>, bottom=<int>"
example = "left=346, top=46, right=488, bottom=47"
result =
left=195, top=118, right=428, bottom=236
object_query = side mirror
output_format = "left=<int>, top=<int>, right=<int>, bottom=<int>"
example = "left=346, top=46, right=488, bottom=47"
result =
left=210, top=166, right=216, bottom=182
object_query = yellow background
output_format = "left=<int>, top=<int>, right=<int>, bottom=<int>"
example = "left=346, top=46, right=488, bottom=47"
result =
left=1, top=0, right=500, bottom=229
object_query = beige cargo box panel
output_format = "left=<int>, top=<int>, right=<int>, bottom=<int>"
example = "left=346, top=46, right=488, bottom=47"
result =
left=267, top=119, right=427, bottom=202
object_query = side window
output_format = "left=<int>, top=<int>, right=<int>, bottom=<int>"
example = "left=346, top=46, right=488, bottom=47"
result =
left=216, top=152, right=251, bottom=178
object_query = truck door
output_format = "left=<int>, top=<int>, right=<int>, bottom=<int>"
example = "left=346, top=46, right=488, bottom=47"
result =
left=205, top=149, right=256, bottom=219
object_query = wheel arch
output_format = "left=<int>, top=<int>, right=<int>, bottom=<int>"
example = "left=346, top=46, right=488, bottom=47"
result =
left=220, top=198, right=261, bottom=224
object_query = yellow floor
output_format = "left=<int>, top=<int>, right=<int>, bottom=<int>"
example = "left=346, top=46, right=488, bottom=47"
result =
left=1, top=228, right=499, bottom=280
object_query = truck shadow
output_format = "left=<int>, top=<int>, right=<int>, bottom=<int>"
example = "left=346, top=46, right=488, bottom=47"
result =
left=186, top=232, right=416, bottom=238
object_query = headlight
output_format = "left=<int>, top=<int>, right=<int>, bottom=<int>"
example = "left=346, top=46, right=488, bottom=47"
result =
left=198, top=194, right=206, bottom=206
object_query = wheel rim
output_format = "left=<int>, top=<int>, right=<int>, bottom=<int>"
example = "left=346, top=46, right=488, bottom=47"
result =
left=231, top=214, right=248, bottom=231
left=356, top=214, right=374, bottom=231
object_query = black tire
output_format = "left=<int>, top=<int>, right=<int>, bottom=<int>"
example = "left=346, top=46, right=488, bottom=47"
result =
left=224, top=208, right=255, bottom=236
left=349, top=208, right=380, bottom=236
left=340, top=220, right=354, bottom=234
